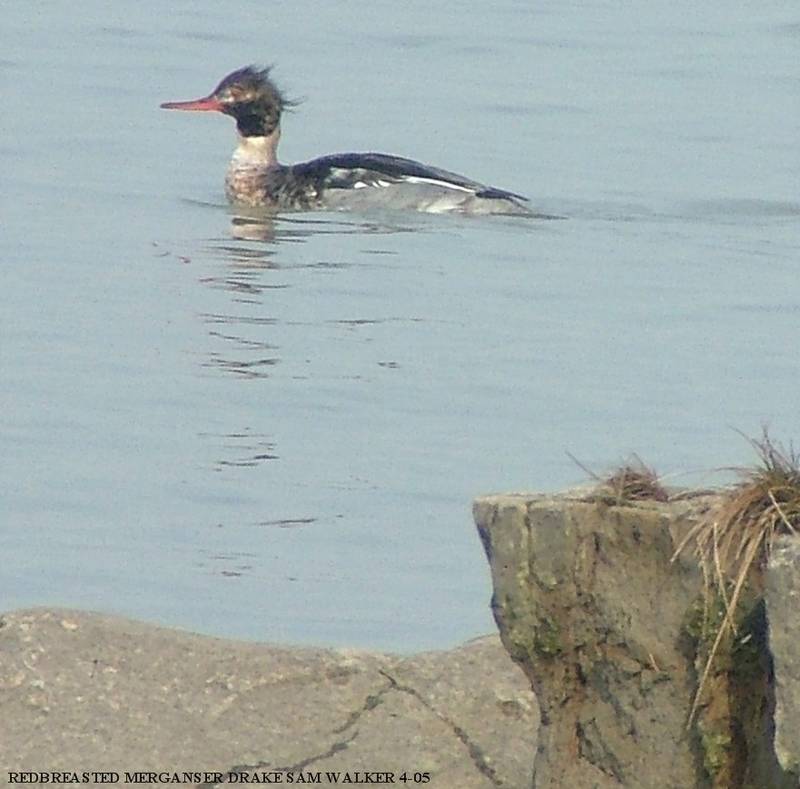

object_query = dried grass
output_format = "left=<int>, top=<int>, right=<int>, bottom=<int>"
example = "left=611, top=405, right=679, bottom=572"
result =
left=570, top=452, right=669, bottom=504
left=672, top=428, right=800, bottom=726
left=604, top=460, right=670, bottom=503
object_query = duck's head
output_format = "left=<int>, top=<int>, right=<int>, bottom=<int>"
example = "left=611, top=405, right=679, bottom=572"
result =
left=160, top=66, right=292, bottom=137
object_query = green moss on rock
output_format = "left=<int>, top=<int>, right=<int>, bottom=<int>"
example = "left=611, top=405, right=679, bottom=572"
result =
left=701, top=729, right=733, bottom=777
left=533, top=615, right=563, bottom=658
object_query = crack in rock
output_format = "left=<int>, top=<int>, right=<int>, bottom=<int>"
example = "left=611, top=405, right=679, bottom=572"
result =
left=332, top=679, right=394, bottom=734
left=202, top=732, right=358, bottom=787
left=284, top=730, right=359, bottom=773
left=378, top=669, right=504, bottom=787
left=200, top=679, right=397, bottom=787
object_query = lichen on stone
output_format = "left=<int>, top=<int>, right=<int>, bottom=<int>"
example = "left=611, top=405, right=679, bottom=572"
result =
left=533, top=615, right=563, bottom=658
left=700, top=729, right=733, bottom=777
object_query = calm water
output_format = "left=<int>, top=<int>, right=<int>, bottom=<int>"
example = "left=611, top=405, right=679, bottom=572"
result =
left=3, top=2, right=799, bottom=651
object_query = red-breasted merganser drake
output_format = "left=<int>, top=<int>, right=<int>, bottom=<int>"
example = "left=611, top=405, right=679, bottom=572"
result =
left=161, top=66, right=534, bottom=216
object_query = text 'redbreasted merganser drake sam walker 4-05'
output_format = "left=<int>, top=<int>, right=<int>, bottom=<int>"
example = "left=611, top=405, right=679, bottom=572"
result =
left=161, top=66, right=535, bottom=216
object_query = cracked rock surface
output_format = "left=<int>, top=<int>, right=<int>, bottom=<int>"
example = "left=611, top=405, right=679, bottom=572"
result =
left=0, top=608, right=537, bottom=788
left=474, top=492, right=800, bottom=789
left=474, top=493, right=706, bottom=789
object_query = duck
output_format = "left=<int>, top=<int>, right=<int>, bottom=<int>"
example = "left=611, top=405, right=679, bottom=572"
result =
left=161, top=66, right=536, bottom=216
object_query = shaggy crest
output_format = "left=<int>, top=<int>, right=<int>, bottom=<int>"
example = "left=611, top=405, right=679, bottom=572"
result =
left=213, top=65, right=295, bottom=113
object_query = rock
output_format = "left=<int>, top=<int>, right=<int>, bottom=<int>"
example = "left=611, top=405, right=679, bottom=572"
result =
left=473, top=491, right=798, bottom=789
left=0, top=608, right=537, bottom=788
left=766, top=535, right=800, bottom=778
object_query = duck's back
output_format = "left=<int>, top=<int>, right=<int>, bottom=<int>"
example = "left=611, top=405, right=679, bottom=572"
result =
left=289, top=152, right=533, bottom=215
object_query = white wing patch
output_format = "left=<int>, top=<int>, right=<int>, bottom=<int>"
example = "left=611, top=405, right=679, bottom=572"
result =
left=329, top=167, right=481, bottom=201
left=352, top=177, right=393, bottom=189
left=401, top=175, right=475, bottom=194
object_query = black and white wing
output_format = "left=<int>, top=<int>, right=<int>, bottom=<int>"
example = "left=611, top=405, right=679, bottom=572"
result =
left=290, top=152, right=531, bottom=215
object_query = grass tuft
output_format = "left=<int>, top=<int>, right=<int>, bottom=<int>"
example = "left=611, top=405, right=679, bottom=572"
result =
left=570, top=452, right=669, bottom=504
left=603, top=458, right=670, bottom=503
left=672, top=428, right=800, bottom=726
